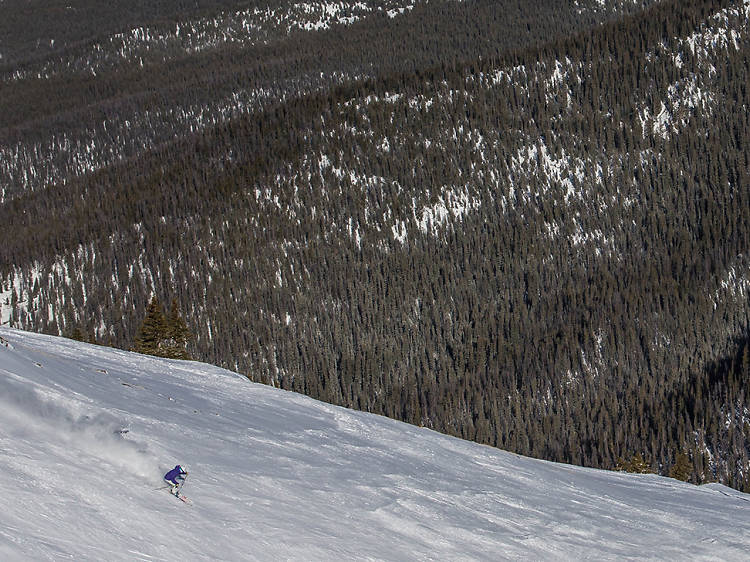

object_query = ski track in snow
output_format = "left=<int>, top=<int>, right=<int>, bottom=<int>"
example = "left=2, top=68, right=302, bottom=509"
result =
left=0, top=327, right=749, bottom=560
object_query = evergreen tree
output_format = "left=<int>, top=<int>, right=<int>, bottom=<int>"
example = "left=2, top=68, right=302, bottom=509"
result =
left=668, top=451, right=693, bottom=482
left=134, top=297, right=168, bottom=356
left=133, top=297, right=192, bottom=359
left=165, top=299, right=191, bottom=360
left=616, top=452, right=653, bottom=474
left=69, top=326, right=86, bottom=342
left=628, top=452, right=653, bottom=474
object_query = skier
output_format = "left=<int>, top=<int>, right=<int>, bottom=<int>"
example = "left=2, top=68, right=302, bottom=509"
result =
left=164, top=464, right=189, bottom=496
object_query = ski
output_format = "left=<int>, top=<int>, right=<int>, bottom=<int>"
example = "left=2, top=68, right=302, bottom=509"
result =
left=175, top=493, right=192, bottom=505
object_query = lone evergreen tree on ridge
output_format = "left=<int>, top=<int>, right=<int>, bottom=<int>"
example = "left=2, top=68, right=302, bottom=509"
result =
left=134, top=296, right=191, bottom=360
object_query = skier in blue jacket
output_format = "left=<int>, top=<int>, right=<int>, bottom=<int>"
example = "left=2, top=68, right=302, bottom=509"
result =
left=164, top=465, right=188, bottom=496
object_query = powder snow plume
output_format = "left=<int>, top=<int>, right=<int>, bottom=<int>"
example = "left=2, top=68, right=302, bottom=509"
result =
left=0, top=371, right=160, bottom=481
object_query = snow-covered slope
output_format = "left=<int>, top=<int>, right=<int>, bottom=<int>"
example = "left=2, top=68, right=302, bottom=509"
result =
left=1, top=327, right=748, bottom=561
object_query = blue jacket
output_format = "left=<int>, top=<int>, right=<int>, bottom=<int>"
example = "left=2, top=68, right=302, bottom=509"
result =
left=164, top=466, right=186, bottom=484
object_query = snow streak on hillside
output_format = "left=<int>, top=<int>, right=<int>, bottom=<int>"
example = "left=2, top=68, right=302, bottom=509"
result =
left=1, top=327, right=749, bottom=560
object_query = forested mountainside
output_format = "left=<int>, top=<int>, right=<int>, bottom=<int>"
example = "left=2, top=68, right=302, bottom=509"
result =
left=3, top=0, right=750, bottom=489
left=1, top=0, right=647, bottom=200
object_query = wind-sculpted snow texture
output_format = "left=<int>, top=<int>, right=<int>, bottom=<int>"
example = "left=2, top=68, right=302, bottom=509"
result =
left=0, top=326, right=749, bottom=560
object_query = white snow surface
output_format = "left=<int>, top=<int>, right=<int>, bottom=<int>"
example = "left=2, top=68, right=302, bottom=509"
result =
left=1, top=327, right=749, bottom=561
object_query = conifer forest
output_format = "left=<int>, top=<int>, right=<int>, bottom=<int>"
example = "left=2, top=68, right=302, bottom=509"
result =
left=2, top=0, right=750, bottom=488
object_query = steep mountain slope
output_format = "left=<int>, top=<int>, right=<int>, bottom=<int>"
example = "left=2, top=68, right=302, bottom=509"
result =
left=1, top=326, right=749, bottom=560
left=2, top=0, right=750, bottom=488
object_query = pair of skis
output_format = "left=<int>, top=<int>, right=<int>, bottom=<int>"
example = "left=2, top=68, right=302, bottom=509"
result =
left=156, top=479, right=192, bottom=505
left=173, top=491, right=192, bottom=505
